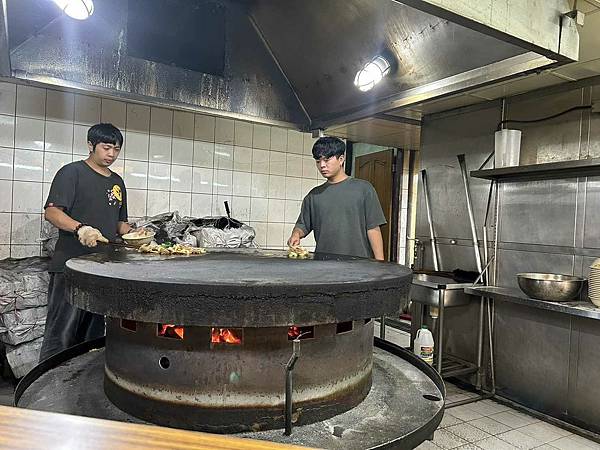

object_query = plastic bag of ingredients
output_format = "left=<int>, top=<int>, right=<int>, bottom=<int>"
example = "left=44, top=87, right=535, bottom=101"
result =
left=136, top=208, right=256, bottom=248
left=0, top=257, right=50, bottom=314
left=135, top=211, right=199, bottom=247
left=190, top=215, right=256, bottom=248
left=193, top=225, right=256, bottom=248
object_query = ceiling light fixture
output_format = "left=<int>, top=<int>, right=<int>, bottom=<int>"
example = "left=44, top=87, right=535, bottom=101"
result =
left=354, top=56, right=391, bottom=92
left=52, top=0, right=94, bottom=20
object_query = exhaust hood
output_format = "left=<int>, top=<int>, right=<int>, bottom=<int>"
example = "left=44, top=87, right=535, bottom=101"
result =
left=0, top=0, right=579, bottom=130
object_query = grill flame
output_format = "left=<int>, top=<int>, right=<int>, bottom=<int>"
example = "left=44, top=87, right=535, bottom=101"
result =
left=159, top=324, right=184, bottom=339
left=211, top=328, right=242, bottom=344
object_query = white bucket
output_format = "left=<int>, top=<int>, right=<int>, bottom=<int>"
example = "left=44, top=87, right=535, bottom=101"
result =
left=494, top=129, right=521, bottom=168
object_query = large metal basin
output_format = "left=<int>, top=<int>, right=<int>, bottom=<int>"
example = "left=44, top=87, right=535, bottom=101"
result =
left=517, top=272, right=585, bottom=302
left=410, top=274, right=472, bottom=308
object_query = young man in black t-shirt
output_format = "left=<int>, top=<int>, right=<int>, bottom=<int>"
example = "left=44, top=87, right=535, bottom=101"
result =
left=40, top=123, right=134, bottom=361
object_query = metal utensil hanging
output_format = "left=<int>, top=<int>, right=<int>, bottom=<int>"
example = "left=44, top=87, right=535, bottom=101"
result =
left=457, top=154, right=483, bottom=276
left=421, top=169, right=440, bottom=271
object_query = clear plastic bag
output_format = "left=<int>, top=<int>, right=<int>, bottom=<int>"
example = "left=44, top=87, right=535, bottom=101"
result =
left=193, top=224, right=256, bottom=248
left=136, top=209, right=256, bottom=249
left=135, top=211, right=199, bottom=246
left=190, top=202, right=256, bottom=248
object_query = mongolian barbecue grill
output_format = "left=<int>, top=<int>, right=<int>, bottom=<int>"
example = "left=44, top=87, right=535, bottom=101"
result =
left=16, top=249, right=445, bottom=449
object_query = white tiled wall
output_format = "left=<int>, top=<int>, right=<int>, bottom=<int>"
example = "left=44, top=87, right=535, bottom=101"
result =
left=0, top=81, right=320, bottom=259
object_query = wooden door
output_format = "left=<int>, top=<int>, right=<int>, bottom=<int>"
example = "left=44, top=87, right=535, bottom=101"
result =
left=355, top=150, right=394, bottom=260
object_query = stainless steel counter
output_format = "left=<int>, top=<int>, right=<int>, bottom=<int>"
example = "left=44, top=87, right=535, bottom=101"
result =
left=465, top=286, right=600, bottom=321
left=467, top=285, right=600, bottom=434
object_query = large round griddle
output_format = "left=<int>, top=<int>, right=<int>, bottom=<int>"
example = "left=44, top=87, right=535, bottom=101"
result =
left=50, top=248, right=425, bottom=437
left=65, top=248, right=413, bottom=326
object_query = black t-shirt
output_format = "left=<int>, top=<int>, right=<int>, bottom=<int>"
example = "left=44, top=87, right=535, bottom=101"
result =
left=45, top=160, right=128, bottom=272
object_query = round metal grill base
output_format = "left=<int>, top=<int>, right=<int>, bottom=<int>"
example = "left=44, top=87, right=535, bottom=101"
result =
left=16, top=340, right=445, bottom=450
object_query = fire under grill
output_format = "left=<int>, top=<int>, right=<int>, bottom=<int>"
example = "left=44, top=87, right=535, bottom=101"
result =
left=16, top=249, right=446, bottom=448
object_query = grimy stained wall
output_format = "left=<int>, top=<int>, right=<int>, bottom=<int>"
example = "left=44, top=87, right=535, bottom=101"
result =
left=416, top=76, right=600, bottom=288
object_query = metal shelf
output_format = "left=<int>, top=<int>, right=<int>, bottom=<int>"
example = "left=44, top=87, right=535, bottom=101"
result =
left=470, top=158, right=600, bottom=182
left=439, top=354, right=478, bottom=379
left=465, top=286, right=600, bottom=321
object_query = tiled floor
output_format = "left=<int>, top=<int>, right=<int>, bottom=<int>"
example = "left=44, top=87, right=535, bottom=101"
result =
left=373, top=324, right=600, bottom=450
left=423, top=397, right=600, bottom=449
left=420, top=383, right=600, bottom=450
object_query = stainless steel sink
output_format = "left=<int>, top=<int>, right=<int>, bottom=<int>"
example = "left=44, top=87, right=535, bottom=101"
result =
left=410, top=274, right=481, bottom=375
left=411, top=274, right=473, bottom=308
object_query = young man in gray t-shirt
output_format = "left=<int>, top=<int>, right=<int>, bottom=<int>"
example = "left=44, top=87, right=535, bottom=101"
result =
left=287, top=137, right=386, bottom=260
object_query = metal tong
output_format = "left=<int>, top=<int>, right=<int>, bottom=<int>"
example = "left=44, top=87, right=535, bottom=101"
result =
left=99, top=240, right=139, bottom=250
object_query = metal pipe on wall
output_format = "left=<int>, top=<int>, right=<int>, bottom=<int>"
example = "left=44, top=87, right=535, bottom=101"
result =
left=483, top=180, right=495, bottom=285
left=487, top=298, right=496, bottom=394
left=493, top=100, right=505, bottom=287
left=421, top=169, right=440, bottom=271
left=493, top=181, right=500, bottom=286
left=483, top=230, right=489, bottom=285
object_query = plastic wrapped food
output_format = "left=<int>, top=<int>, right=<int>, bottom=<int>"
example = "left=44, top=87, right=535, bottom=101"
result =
left=132, top=209, right=257, bottom=249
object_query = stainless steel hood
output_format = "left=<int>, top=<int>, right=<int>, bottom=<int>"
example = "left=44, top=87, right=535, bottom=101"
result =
left=0, top=0, right=579, bottom=130
left=2, top=0, right=310, bottom=126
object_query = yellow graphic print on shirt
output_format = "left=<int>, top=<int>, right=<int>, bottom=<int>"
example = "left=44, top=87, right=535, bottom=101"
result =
left=107, top=184, right=122, bottom=206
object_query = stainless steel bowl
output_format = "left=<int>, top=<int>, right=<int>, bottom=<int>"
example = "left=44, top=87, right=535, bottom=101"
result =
left=516, top=273, right=585, bottom=302
left=122, top=231, right=155, bottom=247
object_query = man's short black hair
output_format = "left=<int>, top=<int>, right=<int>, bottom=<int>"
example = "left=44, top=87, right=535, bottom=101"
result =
left=312, top=136, right=345, bottom=160
left=87, top=123, right=123, bottom=149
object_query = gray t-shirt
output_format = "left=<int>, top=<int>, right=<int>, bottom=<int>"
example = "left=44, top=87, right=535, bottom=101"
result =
left=295, top=177, right=386, bottom=258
